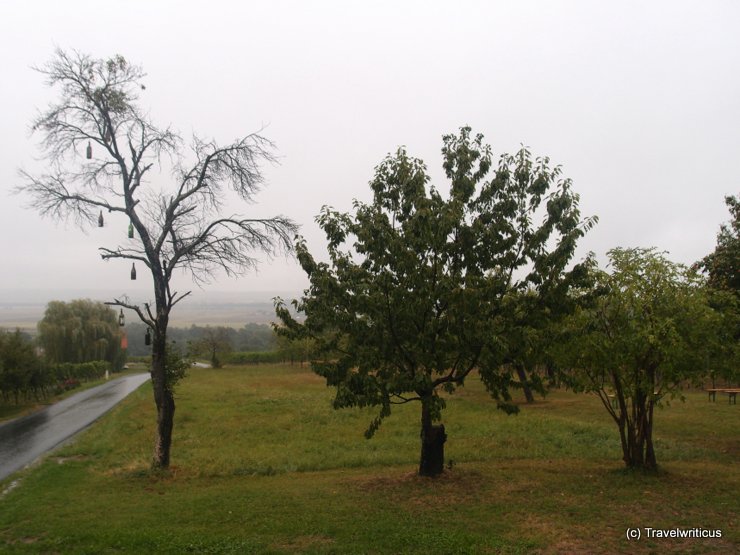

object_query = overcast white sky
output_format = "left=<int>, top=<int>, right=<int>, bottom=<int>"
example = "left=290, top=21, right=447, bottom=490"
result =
left=1, top=0, right=738, bottom=307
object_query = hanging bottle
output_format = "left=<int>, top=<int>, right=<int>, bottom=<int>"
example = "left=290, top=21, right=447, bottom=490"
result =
left=86, top=141, right=92, bottom=159
left=118, top=309, right=125, bottom=327
left=98, top=210, right=104, bottom=227
left=145, top=327, right=151, bottom=346
left=105, top=126, right=112, bottom=143
left=128, top=222, right=134, bottom=239
left=130, top=263, right=137, bottom=280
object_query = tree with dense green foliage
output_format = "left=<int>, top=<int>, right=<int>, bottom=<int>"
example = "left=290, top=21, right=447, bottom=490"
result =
left=275, top=334, right=317, bottom=367
left=498, top=271, right=594, bottom=403
left=696, top=195, right=739, bottom=294
left=0, top=329, right=48, bottom=403
left=276, top=127, right=596, bottom=476
left=694, top=195, right=740, bottom=386
left=553, top=248, right=721, bottom=470
left=17, top=50, right=296, bottom=468
left=38, top=299, right=124, bottom=368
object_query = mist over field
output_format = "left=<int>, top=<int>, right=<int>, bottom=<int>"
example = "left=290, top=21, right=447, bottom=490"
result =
left=0, top=288, right=293, bottom=331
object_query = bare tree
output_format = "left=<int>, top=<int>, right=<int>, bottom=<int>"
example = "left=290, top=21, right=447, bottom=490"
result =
left=17, top=49, right=297, bottom=468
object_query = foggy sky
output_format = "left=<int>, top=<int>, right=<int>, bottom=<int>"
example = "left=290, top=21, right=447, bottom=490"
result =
left=1, top=0, right=738, bottom=308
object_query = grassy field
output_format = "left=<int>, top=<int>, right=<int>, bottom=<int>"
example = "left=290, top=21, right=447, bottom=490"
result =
left=0, top=364, right=737, bottom=554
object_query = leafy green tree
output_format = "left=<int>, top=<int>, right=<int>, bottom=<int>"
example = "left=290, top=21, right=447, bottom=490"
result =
left=696, top=195, right=739, bottom=294
left=276, top=127, right=596, bottom=476
left=234, top=323, right=277, bottom=352
left=499, top=268, right=594, bottom=403
left=188, top=326, right=233, bottom=368
left=38, top=299, right=124, bottom=368
left=695, top=195, right=740, bottom=385
left=18, top=50, right=296, bottom=468
left=275, top=333, right=317, bottom=367
left=0, top=329, right=48, bottom=403
left=553, top=248, right=720, bottom=470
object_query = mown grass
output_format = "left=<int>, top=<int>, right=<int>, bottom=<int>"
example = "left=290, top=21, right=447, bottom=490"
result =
left=0, top=364, right=737, bottom=554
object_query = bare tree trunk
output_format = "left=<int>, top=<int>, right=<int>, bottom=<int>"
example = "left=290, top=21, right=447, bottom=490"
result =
left=419, top=395, right=446, bottom=477
left=152, top=378, right=175, bottom=468
left=150, top=327, right=175, bottom=468
left=150, top=290, right=174, bottom=469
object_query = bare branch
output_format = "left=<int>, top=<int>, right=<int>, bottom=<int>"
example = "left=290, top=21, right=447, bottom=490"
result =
left=169, top=291, right=192, bottom=310
left=105, top=296, right=154, bottom=328
left=389, top=394, right=422, bottom=405
left=170, top=215, right=298, bottom=285
left=99, top=247, right=150, bottom=265
left=19, top=48, right=297, bottom=328
left=16, top=169, right=127, bottom=226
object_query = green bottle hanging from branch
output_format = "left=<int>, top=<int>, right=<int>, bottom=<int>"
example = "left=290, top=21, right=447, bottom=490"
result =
left=128, top=222, right=134, bottom=239
left=86, top=141, right=92, bottom=159
left=98, top=210, right=104, bottom=227
left=130, top=263, right=137, bottom=280
left=145, top=327, right=151, bottom=346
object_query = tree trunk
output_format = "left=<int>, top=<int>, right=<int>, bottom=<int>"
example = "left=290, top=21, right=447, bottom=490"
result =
left=419, top=396, right=446, bottom=477
left=618, top=392, right=658, bottom=471
left=515, top=363, right=534, bottom=403
left=546, top=362, right=557, bottom=388
left=151, top=331, right=175, bottom=468
left=150, top=294, right=174, bottom=469
left=644, top=399, right=657, bottom=470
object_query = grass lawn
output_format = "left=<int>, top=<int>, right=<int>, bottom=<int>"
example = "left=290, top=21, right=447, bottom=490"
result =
left=0, top=364, right=737, bottom=554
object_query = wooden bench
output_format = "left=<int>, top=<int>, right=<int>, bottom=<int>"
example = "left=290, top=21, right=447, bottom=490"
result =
left=705, top=388, right=740, bottom=404
left=722, top=389, right=740, bottom=404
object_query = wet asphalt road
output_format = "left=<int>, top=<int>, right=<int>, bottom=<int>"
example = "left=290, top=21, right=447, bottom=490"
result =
left=0, top=373, right=150, bottom=481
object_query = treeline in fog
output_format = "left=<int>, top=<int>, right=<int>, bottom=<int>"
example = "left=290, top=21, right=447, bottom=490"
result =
left=124, top=322, right=276, bottom=358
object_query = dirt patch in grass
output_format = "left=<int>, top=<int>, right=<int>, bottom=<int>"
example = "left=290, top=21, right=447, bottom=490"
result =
left=271, top=534, right=335, bottom=552
left=348, top=467, right=491, bottom=509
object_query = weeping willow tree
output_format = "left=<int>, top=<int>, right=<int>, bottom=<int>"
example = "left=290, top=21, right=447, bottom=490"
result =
left=38, top=299, right=124, bottom=367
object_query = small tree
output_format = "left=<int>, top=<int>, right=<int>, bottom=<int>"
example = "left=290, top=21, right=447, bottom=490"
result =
left=696, top=195, right=739, bottom=294
left=276, top=127, right=595, bottom=476
left=188, top=326, right=234, bottom=368
left=17, top=50, right=297, bottom=468
left=554, top=248, right=719, bottom=470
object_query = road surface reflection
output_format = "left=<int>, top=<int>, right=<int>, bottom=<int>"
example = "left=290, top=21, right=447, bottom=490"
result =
left=0, top=373, right=150, bottom=481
